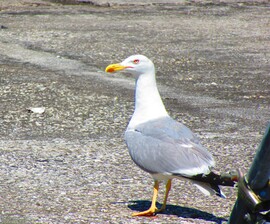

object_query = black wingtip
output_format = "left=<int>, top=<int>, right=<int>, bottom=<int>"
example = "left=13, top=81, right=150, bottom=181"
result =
left=190, top=171, right=238, bottom=187
left=211, top=184, right=226, bottom=198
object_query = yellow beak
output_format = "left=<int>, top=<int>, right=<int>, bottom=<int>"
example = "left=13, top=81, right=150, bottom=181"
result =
left=105, top=63, right=128, bottom=73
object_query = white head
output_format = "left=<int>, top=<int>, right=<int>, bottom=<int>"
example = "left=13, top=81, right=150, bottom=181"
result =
left=105, top=55, right=155, bottom=78
left=105, top=54, right=168, bottom=127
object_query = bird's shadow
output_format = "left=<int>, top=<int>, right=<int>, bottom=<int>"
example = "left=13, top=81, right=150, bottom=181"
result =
left=128, top=200, right=227, bottom=224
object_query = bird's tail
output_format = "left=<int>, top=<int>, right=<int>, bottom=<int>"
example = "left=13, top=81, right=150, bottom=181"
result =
left=185, top=171, right=238, bottom=198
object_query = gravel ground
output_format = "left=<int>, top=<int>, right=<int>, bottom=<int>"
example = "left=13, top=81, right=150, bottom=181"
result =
left=0, top=0, right=269, bottom=223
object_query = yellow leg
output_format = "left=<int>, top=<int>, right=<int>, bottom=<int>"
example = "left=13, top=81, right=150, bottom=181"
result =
left=132, top=180, right=159, bottom=216
left=156, top=179, right=172, bottom=213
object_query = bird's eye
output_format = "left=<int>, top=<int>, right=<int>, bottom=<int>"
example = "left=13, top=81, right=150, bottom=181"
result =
left=133, top=59, right=140, bottom=64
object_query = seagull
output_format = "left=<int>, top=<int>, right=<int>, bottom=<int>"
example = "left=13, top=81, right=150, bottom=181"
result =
left=105, top=55, right=236, bottom=217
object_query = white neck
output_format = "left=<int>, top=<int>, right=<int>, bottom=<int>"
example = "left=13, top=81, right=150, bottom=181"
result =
left=127, top=71, right=168, bottom=129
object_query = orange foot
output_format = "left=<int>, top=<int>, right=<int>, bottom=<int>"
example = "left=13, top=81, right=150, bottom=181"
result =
left=132, top=207, right=158, bottom=217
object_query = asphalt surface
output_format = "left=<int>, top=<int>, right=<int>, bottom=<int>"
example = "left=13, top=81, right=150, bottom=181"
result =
left=0, top=0, right=269, bottom=223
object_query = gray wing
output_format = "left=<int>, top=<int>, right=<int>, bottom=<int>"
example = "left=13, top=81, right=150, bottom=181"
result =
left=125, top=117, right=214, bottom=177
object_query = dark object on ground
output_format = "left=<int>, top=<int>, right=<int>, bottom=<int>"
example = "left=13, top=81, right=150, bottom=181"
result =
left=229, top=124, right=270, bottom=224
